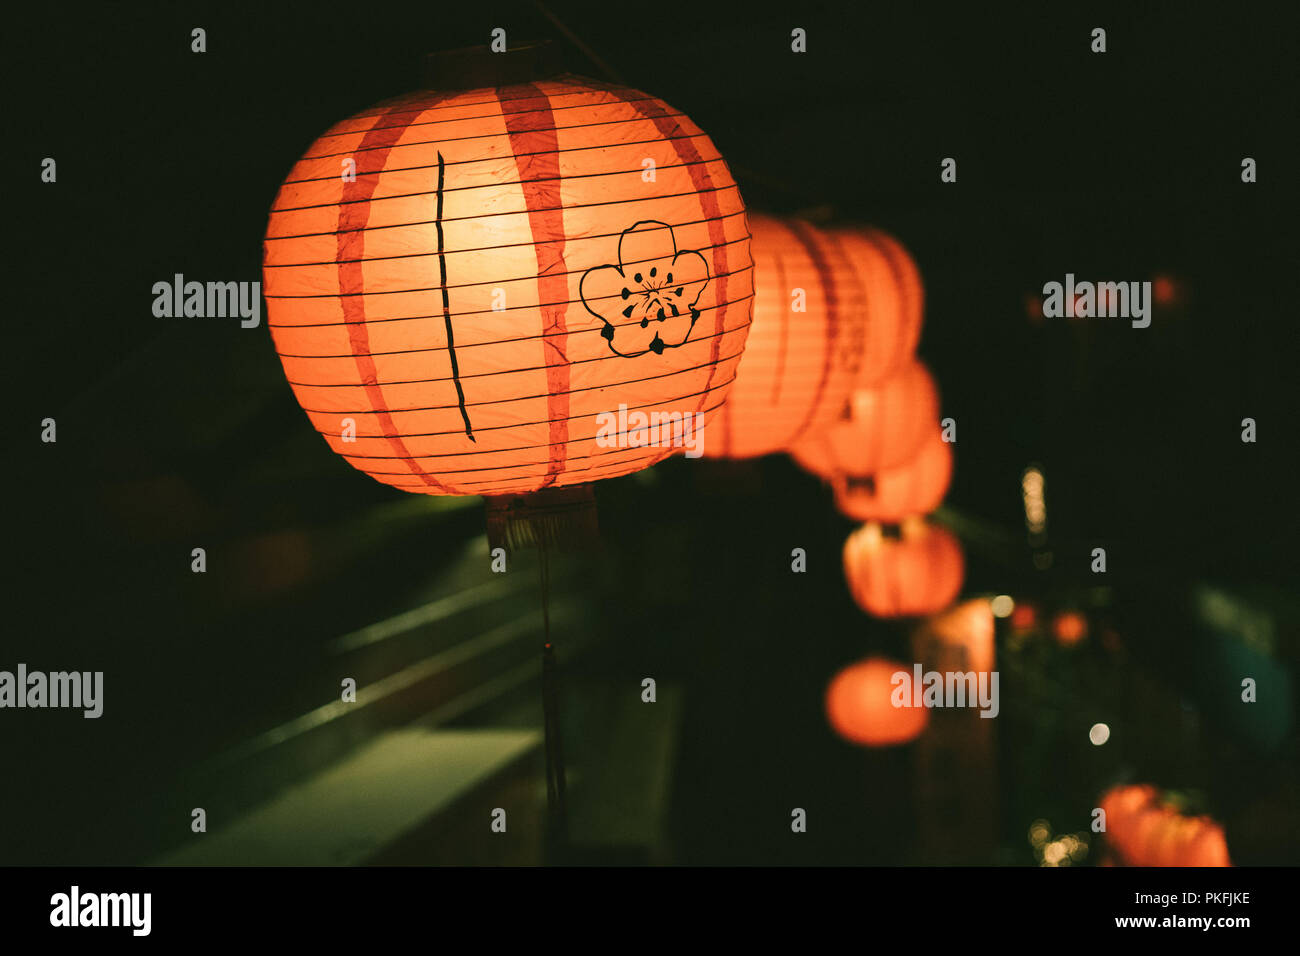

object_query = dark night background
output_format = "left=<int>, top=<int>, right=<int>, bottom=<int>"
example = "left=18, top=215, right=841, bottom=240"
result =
left=4, top=1, right=1297, bottom=867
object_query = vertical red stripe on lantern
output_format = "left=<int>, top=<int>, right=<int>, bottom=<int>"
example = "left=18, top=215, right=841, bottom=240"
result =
left=786, top=221, right=840, bottom=440
left=616, top=94, right=730, bottom=418
left=499, top=84, right=571, bottom=488
left=337, top=98, right=453, bottom=494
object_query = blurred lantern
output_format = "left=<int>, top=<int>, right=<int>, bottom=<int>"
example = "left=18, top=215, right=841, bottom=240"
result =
left=826, top=656, right=929, bottom=746
left=1098, top=784, right=1231, bottom=867
left=1010, top=601, right=1038, bottom=633
left=699, top=215, right=866, bottom=458
left=791, top=359, right=940, bottom=481
left=262, top=74, right=753, bottom=515
left=1053, top=610, right=1088, bottom=646
left=830, top=427, right=952, bottom=522
left=916, top=597, right=995, bottom=674
left=843, top=518, right=964, bottom=618
left=831, top=227, right=923, bottom=386
left=1151, top=273, right=1185, bottom=307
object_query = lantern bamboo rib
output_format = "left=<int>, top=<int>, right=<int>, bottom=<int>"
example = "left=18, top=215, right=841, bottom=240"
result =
left=344, top=81, right=647, bottom=122
left=312, top=108, right=704, bottom=151
left=269, top=290, right=751, bottom=341
left=319, top=92, right=663, bottom=139
left=277, top=308, right=748, bottom=367
left=268, top=187, right=742, bottom=247
left=302, top=365, right=743, bottom=432
left=286, top=334, right=746, bottom=394
left=274, top=159, right=729, bottom=213
left=314, top=97, right=694, bottom=139
left=268, top=205, right=743, bottom=255
left=299, top=120, right=707, bottom=165
left=354, top=435, right=724, bottom=479
left=332, top=385, right=736, bottom=457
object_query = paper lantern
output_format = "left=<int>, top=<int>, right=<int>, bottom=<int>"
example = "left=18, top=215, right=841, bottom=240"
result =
left=1099, top=784, right=1231, bottom=867
left=831, top=426, right=952, bottom=522
left=1053, top=610, right=1088, bottom=647
left=263, top=77, right=754, bottom=498
left=916, top=598, right=996, bottom=674
left=832, top=227, right=923, bottom=387
left=791, top=359, right=939, bottom=482
left=826, top=656, right=929, bottom=747
left=699, top=215, right=866, bottom=458
left=843, top=519, right=964, bottom=618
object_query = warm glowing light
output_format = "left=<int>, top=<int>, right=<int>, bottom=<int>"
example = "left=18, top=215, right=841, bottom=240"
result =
left=990, top=594, right=1015, bottom=618
left=791, top=359, right=941, bottom=481
left=1089, top=722, right=1110, bottom=746
left=262, top=78, right=754, bottom=497
left=1151, top=274, right=1183, bottom=307
left=698, top=215, right=865, bottom=459
left=1021, top=466, right=1046, bottom=534
left=1097, top=784, right=1231, bottom=867
left=1010, top=602, right=1038, bottom=631
left=825, top=656, right=930, bottom=747
left=843, top=520, right=964, bottom=619
left=1028, top=820, right=1051, bottom=847
left=919, top=598, right=995, bottom=673
left=1053, top=610, right=1088, bottom=646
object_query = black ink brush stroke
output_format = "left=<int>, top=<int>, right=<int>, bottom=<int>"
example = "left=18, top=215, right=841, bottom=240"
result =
left=437, top=150, right=475, bottom=441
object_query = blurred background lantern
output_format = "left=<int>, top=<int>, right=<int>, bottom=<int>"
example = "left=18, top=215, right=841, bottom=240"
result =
left=830, top=426, right=952, bottom=522
left=1052, top=610, right=1088, bottom=647
left=915, top=598, right=996, bottom=675
left=831, top=227, right=923, bottom=387
left=698, top=215, right=865, bottom=459
left=790, top=359, right=940, bottom=484
left=842, top=518, right=964, bottom=619
left=263, top=74, right=753, bottom=502
left=1098, top=784, right=1230, bottom=867
left=826, top=656, right=930, bottom=747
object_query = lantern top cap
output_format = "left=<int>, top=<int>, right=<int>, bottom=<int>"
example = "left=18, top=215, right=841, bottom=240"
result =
left=422, top=38, right=567, bottom=90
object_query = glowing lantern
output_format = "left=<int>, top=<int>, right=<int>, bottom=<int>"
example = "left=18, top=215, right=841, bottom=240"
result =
left=1010, top=602, right=1038, bottom=633
left=262, top=77, right=753, bottom=499
left=1098, top=784, right=1231, bottom=867
left=916, top=598, right=995, bottom=674
left=791, top=359, right=939, bottom=483
left=699, top=215, right=866, bottom=458
left=826, top=656, right=929, bottom=747
left=1053, top=610, right=1088, bottom=647
left=831, top=227, right=923, bottom=387
left=830, top=427, right=952, bottom=522
left=843, top=519, right=964, bottom=618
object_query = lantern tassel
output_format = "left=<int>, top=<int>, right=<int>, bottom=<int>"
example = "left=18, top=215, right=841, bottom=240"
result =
left=485, top=484, right=600, bottom=553
left=539, top=541, right=569, bottom=856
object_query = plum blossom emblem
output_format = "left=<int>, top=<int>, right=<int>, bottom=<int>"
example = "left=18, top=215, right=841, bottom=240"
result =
left=579, top=220, right=710, bottom=357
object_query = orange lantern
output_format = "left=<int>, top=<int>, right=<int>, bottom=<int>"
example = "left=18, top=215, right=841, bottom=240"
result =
left=1009, top=602, right=1038, bottom=633
left=1053, top=610, right=1088, bottom=647
left=843, top=519, right=964, bottom=618
left=1098, top=784, right=1231, bottom=867
left=826, top=656, right=929, bottom=746
left=831, top=227, right=923, bottom=387
left=263, top=77, right=753, bottom=499
left=791, top=359, right=940, bottom=483
left=699, top=215, right=866, bottom=458
left=831, top=426, right=952, bottom=522
left=917, top=597, right=995, bottom=674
